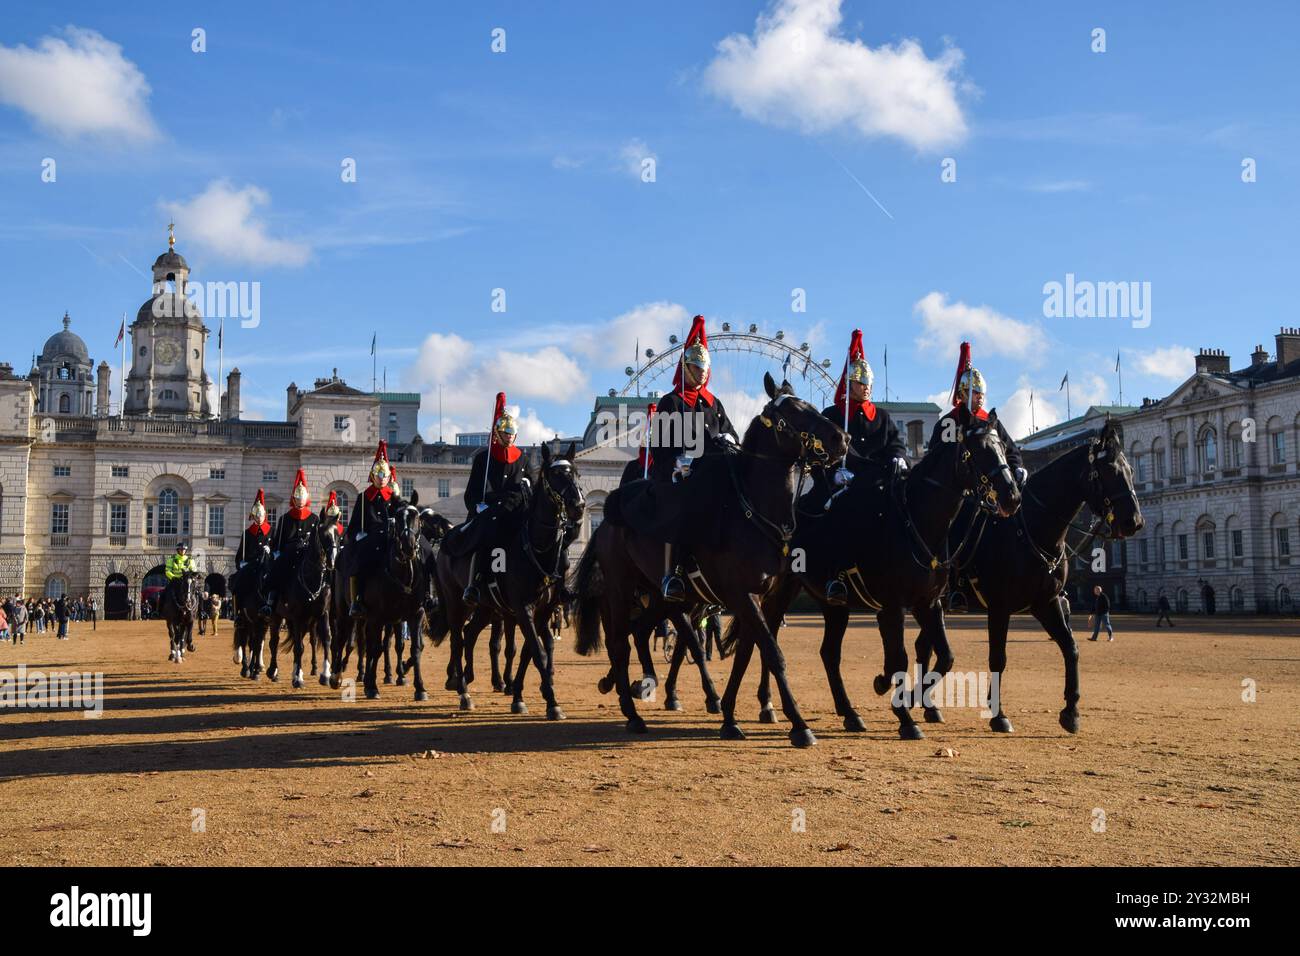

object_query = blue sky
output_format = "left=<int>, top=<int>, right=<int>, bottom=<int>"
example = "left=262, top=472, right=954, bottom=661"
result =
left=2, top=0, right=1297, bottom=440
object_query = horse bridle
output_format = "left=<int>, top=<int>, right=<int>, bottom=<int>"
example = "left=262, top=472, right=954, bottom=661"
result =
left=520, top=463, right=580, bottom=587
left=756, top=393, right=833, bottom=468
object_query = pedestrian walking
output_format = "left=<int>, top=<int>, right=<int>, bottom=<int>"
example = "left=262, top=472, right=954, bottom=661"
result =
left=1156, top=593, right=1174, bottom=628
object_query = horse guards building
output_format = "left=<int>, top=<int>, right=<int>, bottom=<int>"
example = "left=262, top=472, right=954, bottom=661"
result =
left=1, top=237, right=1296, bottom=617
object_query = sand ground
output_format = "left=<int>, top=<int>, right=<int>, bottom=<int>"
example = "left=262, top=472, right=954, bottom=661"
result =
left=1, top=612, right=1296, bottom=866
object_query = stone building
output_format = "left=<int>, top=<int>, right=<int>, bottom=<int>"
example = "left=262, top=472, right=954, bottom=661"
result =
left=1018, top=329, right=1300, bottom=615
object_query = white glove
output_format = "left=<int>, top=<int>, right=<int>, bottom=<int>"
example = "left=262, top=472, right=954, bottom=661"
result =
left=672, top=454, right=693, bottom=482
left=893, top=457, right=909, bottom=474
left=520, top=477, right=531, bottom=491
left=356, top=531, right=367, bottom=542
left=720, top=433, right=738, bottom=447
left=272, top=551, right=280, bottom=559
left=476, top=503, right=489, bottom=514
left=832, top=467, right=854, bottom=487
left=1015, top=467, right=1028, bottom=484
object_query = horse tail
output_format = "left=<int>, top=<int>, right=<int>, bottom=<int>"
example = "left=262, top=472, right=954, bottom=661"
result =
left=571, top=543, right=604, bottom=657
left=717, top=613, right=742, bottom=659
left=426, top=568, right=450, bottom=647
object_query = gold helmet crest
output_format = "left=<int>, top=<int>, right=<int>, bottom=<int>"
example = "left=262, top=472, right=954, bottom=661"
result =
left=494, top=411, right=518, bottom=440
left=956, top=367, right=986, bottom=403
left=849, top=357, right=873, bottom=389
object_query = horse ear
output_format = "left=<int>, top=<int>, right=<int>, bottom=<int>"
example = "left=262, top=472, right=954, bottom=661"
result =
left=410, top=489, right=419, bottom=507
left=987, top=407, right=999, bottom=425
left=566, top=441, right=576, bottom=461
left=541, top=443, right=552, bottom=467
left=764, top=371, right=777, bottom=398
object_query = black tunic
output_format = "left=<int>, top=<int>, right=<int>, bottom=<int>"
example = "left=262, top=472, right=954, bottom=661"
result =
left=465, top=448, right=531, bottom=513
left=234, top=526, right=272, bottom=566
left=347, top=488, right=403, bottom=542
left=927, top=410, right=1023, bottom=472
left=647, top=391, right=738, bottom=484
left=272, top=510, right=319, bottom=556
left=823, top=403, right=907, bottom=471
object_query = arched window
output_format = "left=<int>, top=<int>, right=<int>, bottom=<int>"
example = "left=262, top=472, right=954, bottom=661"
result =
left=1225, top=514, right=1244, bottom=564
left=1196, top=515, right=1216, bottom=565
left=334, top=489, right=350, bottom=524
left=58, top=393, right=71, bottom=413
left=1153, top=522, right=1166, bottom=570
left=1267, top=416, right=1286, bottom=466
left=157, top=487, right=179, bottom=535
left=45, top=574, right=68, bottom=599
left=1278, top=585, right=1294, bottom=614
left=1175, top=588, right=1189, bottom=613
left=1136, top=589, right=1148, bottom=611
left=1130, top=442, right=1147, bottom=483
left=1151, top=437, right=1167, bottom=480
left=1172, top=519, right=1189, bottom=568
left=1172, top=432, right=1188, bottom=478
left=1230, top=586, right=1244, bottom=612
left=1197, top=426, right=1217, bottom=474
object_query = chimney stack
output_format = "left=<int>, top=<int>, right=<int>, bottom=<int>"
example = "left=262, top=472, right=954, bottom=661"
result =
left=1251, top=344, right=1269, bottom=367
left=96, top=361, right=111, bottom=417
left=1194, top=348, right=1231, bottom=375
left=1276, top=327, right=1300, bottom=368
left=225, top=368, right=242, bottom=420
left=286, top=382, right=299, bottom=419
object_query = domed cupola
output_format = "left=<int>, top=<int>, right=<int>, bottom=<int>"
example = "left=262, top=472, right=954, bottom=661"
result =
left=124, top=224, right=211, bottom=419
left=34, top=312, right=95, bottom=416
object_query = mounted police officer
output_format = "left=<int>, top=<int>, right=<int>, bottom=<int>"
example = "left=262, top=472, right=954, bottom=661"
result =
left=928, top=341, right=1026, bottom=483
left=347, top=440, right=404, bottom=617
left=166, top=541, right=197, bottom=582
left=263, top=469, right=320, bottom=615
left=462, top=392, right=532, bottom=608
left=650, top=315, right=739, bottom=602
left=822, top=329, right=909, bottom=605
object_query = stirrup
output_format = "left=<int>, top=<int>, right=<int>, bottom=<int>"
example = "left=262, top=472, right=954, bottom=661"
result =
left=825, top=579, right=848, bottom=606
left=661, top=575, right=686, bottom=603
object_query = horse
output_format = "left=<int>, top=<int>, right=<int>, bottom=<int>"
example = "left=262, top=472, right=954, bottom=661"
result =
left=230, top=542, right=274, bottom=679
left=593, top=606, right=721, bottom=713
left=917, top=415, right=1142, bottom=734
left=330, top=495, right=430, bottom=700
left=571, top=373, right=847, bottom=746
left=731, top=402, right=1023, bottom=740
left=267, top=507, right=342, bottom=688
left=160, top=569, right=201, bottom=663
left=430, top=441, right=585, bottom=717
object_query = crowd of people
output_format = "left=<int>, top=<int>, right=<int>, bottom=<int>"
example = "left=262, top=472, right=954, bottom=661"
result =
left=0, top=594, right=97, bottom=643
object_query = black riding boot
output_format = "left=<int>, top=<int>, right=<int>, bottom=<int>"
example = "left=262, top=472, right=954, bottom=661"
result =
left=825, top=576, right=848, bottom=606
left=661, top=543, right=685, bottom=603
left=348, top=576, right=365, bottom=618
left=462, top=553, right=482, bottom=607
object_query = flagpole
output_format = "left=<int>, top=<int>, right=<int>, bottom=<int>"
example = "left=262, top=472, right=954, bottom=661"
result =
left=217, top=316, right=224, bottom=419
left=371, top=333, right=377, bottom=393
left=884, top=346, right=889, bottom=403
left=119, top=313, right=126, bottom=419
left=1030, top=389, right=1036, bottom=433
left=1117, top=352, right=1123, bottom=406
left=1067, top=375, right=1072, bottom=419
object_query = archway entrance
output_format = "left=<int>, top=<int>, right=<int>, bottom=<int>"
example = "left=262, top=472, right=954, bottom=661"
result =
left=104, top=573, right=129, bottom=620
left=142, top=565, right=167, bottom=619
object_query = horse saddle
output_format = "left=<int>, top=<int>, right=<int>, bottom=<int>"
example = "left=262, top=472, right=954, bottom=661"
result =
left=606, top=461, right=729, bottom=546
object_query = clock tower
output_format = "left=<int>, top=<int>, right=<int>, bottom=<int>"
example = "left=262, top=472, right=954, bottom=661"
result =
left=124, top=225, right=213, bottom=418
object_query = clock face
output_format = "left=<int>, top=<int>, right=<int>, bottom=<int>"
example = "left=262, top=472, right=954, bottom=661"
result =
left=155, top=338, right=181, bottom=365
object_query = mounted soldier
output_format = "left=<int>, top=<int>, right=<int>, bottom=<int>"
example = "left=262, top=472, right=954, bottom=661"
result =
left=929, top=340, right=1026, bottom=486
left=461, top=391, right=532, bottom=608
left=646, top=314, right=739, bottom=602
left=346, top=440, right=404, bottom=618
left=263, top=469, right=320, bottom=616
left=235, top=489, right=273, bottom=570
left=821, top=329, right=909, bottom=605
left=323, top=489, right=345, bottom=536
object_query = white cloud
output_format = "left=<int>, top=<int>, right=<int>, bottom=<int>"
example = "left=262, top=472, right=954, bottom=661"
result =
left=703, top=0, right=968, bottom=151
left=1132, top=345, right=1194, bottom=382
left=1000, top=385, right=1056, bottom=441
left=913, top=291, right=1048, bottom=364
left=161, top=181, right=311, bottom=268
left=483, top=346, right=587, bottom=402
left=0, top=27, right=158, bottom=141
left=619, top=138, right=656, bottom=179
left=571, top=301, right=692, bottom=365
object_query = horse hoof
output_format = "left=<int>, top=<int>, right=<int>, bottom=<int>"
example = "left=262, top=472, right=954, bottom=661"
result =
left=790, top=728, right=817, bottom=749
left=596, top=676, right=614, bottom=695
left=310, top=667, right=317, bottom=676
left=923, top=707, right=945, bottom=724
left=415, top=690, right=429, bottom=702
left=239, top=666, right=248, bottom=678
left=547, top=706, right=566, bottom=721
left=663, top=697, right=682, bottom=712
left=292, top=677, right=304, bottom=689
left=843, top=712, right=867, bottom=732
left=872, top=674, right=891, bottom=696
left=459, top=695, right=474, bottom=711
left=319, top=674, right=330, bottom=687
left=510, top=700, right=528, bottom=715
left=990, top=715, right=1014, bottom=733
left=267, top=672, right=279, bottom=683
left=365, top=687, right=379, bottom=700
left=1059, top=709, right=1079, bottom=734
left=396, top=675, right=407, bottom=686
left=898, top=723, right=925, bottom=741
left=383, top=675, right=393, bottom=686
left=626, top=717, right=648, bottom=734
left=492, top=679, right=505, bottom=693
left=502, top=685, right=514, bottom=697
left=329, top=676, right=341, bottom=690
left=719, top=723, right=746, bottom=741
left=444, top=677, right=458, bottom=691
left=705, top=697, right=722, bottom=715
left=758, top=706, right=777, bottom=725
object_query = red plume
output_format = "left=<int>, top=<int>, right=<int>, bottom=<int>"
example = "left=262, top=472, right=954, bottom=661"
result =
left=950, top=341, right=972, bottom=408
left=671, top=314, right=714, bottom=407
left=288, top=468, right=311, bottom=519
left=833, top=329, right=876, bottom=423
left=248, top=488, right=270, bottom=535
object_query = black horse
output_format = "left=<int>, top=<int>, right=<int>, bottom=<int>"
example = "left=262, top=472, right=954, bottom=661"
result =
left=160, top=570, right=200, bottom=663
left=267, top=507, right=343, bottom=688
left=918, top=416, right=1142, bottom=734
left=431, top=442, right=585, bottom=717
left=572, top=373, right=847, bottom=747
left=230, top=545, right=273, bottom=679
left=733, top=402, right=1022, bottom=740
left=330, top=495, right=429, bottom=700
left=593, top=606, right=721, bottom=713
